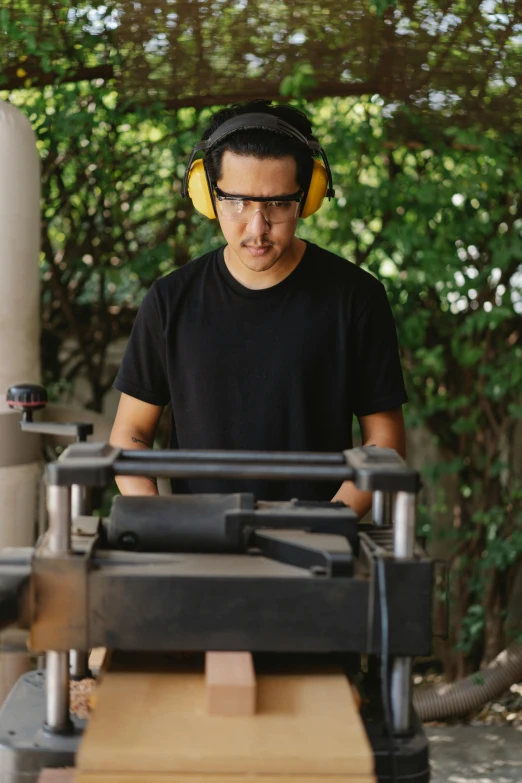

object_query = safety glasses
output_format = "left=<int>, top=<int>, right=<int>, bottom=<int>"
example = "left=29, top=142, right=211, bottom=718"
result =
left=214, top=186, right=303, bottom=224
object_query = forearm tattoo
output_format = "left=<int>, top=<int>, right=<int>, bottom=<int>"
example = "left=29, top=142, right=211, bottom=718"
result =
left=130, top=438, right=157, bottom=488
left=131, top=436, right=152, bottom=448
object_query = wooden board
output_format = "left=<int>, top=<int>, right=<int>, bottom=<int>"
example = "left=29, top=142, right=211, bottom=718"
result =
left=76, top=653, right=375, bottom=781
left=205, top=652, right=256, bottom=715
left=37, top=769, right=377, bottom=783
left=37, top=770, right=75, bottom=783
left=78, top=775, right=376, bottom=782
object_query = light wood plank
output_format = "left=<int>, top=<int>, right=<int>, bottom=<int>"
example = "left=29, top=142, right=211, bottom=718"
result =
left=37, top=770, right=75, bottom=783
left=205, top=652, right=256, bottom=715
left=78, top=775, right=376, bottom=783
left=76, top=656, right=374, bottom=779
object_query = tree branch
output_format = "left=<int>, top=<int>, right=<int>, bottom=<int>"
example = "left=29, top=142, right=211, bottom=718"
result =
left=2, top=63, right=114, bottom=91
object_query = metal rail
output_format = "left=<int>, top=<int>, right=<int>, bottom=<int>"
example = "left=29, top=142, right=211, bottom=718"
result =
left=114, top=460, right=352, bottom=482
left=120, top=449, right=345, bottom=465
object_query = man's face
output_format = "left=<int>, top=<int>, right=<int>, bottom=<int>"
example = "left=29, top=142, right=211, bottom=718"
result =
left=215, top=151, right=301, bottom=274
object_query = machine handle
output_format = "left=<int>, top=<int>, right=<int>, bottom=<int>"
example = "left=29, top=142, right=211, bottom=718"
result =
left=6, top=383, right=93, bottom=440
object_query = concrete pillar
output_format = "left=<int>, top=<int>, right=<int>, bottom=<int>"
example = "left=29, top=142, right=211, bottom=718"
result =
left=0, top=99, right=42, bottom=699
left=0, top=100, right=40, bottom=389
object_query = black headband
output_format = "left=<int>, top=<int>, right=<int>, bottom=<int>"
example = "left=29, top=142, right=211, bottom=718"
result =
left=182, top=112, right=334, bottom=200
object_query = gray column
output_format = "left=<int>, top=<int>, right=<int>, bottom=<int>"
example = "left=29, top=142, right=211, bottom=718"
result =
left=0, top=98, right=41, bottom=706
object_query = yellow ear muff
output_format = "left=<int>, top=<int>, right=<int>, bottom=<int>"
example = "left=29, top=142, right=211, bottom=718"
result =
left=300, top=159, right=329, bottom=219
left=187, top=159, right=216, bottom=219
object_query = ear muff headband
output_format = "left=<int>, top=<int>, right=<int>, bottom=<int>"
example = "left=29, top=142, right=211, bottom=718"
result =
left=182, top=112, right=334, bottom=220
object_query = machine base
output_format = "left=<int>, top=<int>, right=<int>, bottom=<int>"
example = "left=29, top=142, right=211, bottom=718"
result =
left=366, top=717, right=430, bottom=782
left=0, top=671, right=84, bottom=783
left=363, top=701, right=430, bottom=783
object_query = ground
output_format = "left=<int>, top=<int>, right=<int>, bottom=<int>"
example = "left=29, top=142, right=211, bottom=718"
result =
left=428, top=725, right=522, bottom=783
left=422, top=679, right=522, bottom=782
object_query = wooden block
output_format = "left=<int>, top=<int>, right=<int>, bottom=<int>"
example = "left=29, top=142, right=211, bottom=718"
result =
left=88, top=648, right=107, bottom=671
left=37, top=769, right=75, bottom=783
left=205, top=651, right=256, bottom=716
left=76, top=654, right=375, bottom=779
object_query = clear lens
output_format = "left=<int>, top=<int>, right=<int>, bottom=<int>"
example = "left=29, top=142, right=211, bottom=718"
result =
left=218, top=198, right=300, bottom=224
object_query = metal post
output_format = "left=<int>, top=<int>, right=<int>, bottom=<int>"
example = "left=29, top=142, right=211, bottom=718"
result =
left=373, top=491, right=394, bottom=526
left=390, top=490, right=416, bottom=734
left=47, top=485, right=71, bottom=554
left=71, top=484, right=91, bottom=521
left=70, top=649, right=89, bottom=680
left=45, top=483, right=72, bottom=733
left=393, top=491, right=415, bottom=559
left=70, top=483, right=91, bottom=680
left=45, top=651, right=71, bottom=734
left=373, top=491, right=384, bottom=525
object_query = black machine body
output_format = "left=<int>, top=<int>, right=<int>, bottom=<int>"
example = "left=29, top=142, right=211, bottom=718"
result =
left=0, top=401, right=433, bottom=782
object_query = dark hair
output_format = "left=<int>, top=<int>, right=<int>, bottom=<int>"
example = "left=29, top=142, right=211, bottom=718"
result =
left=202, top=100, right=316, bottom=191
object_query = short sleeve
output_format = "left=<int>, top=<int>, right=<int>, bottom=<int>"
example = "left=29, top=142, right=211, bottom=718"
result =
left=351, top=282, right=408, bottom=418
left=113, top=284, right=170, bottom=406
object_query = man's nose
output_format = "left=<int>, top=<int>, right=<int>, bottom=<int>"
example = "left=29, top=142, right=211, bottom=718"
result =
left=247, top=208, right=270, bottom=235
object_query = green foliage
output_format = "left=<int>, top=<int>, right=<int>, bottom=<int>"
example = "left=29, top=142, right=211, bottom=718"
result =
left=372, top=0, right=397, bottom=16
left=6, top=79, right=220, bottom=407
left=297, top=96, right=522, bottom=666
left=1, top=2, right=223, bottom=407
left=459, top=606, right=486, bottom=656
left=280, top=64, right=317, bottom=99
left=2, top=0, right=522, bottom=671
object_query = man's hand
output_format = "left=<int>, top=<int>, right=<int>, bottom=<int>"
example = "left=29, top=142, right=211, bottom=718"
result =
left=332, top=407, right=406, bottom=519
left=110, top=393, right=164, bottom=495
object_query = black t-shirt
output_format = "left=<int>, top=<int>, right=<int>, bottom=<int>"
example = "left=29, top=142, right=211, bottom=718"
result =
left=114, top=241, right=407, bottom=500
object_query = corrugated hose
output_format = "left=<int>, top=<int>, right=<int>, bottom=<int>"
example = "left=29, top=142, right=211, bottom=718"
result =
left=413, top=641, right=522, bottom=721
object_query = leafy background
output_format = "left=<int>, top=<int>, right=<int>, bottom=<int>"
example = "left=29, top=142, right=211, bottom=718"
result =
left=1, top=0, right=522, bottom=677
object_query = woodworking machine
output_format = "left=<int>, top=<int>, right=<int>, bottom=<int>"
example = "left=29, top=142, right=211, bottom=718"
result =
left=0, top=387, right=434, bottom=783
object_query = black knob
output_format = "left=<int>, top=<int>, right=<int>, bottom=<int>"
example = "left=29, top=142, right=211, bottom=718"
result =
left=6, top=383, right=48, bottom=413
left=118, top=532, right=139, bottom=551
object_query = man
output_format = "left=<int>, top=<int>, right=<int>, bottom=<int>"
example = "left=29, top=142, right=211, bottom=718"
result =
left=110, top=100, right=407, bottom=517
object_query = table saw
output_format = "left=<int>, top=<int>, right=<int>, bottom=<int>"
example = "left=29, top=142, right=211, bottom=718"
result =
left=0, top=437, right=433, bottom=783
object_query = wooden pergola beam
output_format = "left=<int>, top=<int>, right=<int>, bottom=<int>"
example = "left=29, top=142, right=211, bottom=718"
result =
left=0, top=63, right=114, bottom=92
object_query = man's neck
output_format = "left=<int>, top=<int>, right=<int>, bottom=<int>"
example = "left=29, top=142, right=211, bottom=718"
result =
left=223, top=238, right=307, bottom=290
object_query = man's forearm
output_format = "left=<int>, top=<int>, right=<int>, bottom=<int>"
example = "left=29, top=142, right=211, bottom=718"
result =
left=116, top=474, right=158, bottom=496
left=110, top=431, right=158, bottom=496
left=110, top=394, right=164, bottom=496
left=332, top=408, right=407, bottom=519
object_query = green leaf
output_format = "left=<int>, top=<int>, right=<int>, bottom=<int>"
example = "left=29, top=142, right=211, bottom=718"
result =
left=0, top=7, right=9, bottom=32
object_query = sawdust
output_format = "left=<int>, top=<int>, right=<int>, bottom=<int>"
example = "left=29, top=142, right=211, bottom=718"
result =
left=70, top=677, right=97, bottom=720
